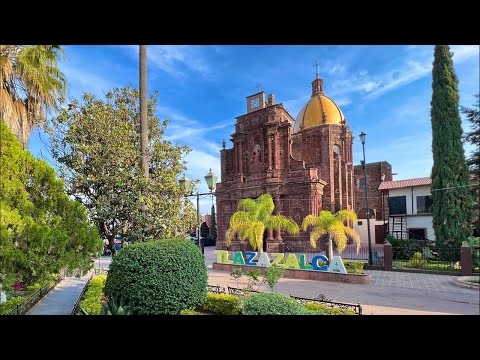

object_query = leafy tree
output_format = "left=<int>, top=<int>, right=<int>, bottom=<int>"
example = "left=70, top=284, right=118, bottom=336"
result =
left=461, top=94, right=480, bottom=236
left=430, top=45, right=474, bottom=259
left=0, top=119, right=101, bottom=290
left=225, top=194, right=299, bottom=252
left=45, top=86, right=196, bottom=254
left=302, top=210, right=360, bottom=260
left=0, top=45, right=66, bottom=147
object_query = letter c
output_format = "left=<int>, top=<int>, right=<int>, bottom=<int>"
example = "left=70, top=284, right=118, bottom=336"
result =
left=311, top=255, right=328, bottom=271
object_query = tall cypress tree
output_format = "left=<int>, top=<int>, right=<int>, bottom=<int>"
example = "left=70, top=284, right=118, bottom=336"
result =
left=430, top=45, right=474, bottom=260
left=210, top=204, right=217, bottom=239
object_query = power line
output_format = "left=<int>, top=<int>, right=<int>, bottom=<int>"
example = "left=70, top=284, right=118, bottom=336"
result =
left=430, top=183, right=479, bottom=192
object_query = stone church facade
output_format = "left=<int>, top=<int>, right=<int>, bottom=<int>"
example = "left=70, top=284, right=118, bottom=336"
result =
left=215, top=74, right=358, bottom=252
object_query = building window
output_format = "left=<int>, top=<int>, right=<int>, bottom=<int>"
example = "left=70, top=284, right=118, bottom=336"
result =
left=357, top=221, right=363, bottom=226
left=388, top=196, right=407, bottom=215
left=416, top=195, right=433, bottom=214
left=333, top=144, right=341, bottom=156
left=408, top=228, right=426, bottom=240
left=359, top=178, right=366, bottom=190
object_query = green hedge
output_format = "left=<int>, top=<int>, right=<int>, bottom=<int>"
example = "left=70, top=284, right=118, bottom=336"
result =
left=105, top=239, right=207, bottom=315
left=243, top=292, right=308, bottom=315
left=304, top=302, right=356, bottom=315
left=0, top=296, right=26, bottom=315
left=80, top=275, right=107, bottom=315
left=202, top=293, right=242, bottom=315
left=343, top=261, right=364, bottom=274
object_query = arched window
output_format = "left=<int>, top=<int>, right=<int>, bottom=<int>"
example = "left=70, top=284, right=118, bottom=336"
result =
left=333, top=144, right=341, bottom=156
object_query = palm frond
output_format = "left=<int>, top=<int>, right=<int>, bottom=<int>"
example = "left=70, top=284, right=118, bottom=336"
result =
left=310, top=227, right=327, bottom=248
left=0, top=54, right=14, bottom=85
left=302, top=214, right=317, bottom=231
left=0, top=88, right=15, bottom=127
left=330, top=223, right=348, bottom=253
left=335, top=210, right=357, bottom=225
left=343, top=226, right=361, bottom=253
left=237, top=198, right=257, bottom=213
left=268, top=215, right=299, bottom=235
left=229, top=211, right=250, bottom=227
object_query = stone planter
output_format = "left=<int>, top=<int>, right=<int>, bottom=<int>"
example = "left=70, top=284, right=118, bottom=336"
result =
left=212, top=262, right=371, bottom=284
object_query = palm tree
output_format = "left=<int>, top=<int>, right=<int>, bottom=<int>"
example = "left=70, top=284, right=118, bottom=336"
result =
left=302, top=210, right=360, bottom=260
left=225, top=194, right=299, bottom=252
left=0, top=45, right=66, bottom=147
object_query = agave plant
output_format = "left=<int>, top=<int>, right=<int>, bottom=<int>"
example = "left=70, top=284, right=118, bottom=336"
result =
left=101, top=296, right=134, bottom=315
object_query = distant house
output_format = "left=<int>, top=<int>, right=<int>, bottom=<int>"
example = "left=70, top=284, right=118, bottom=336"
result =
left=378, top=177, right=435, bottom=241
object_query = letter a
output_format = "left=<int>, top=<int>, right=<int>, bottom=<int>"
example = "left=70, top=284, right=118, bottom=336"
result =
left=284, top=254, right=300, bottom=269
left=327, top=256, right=347, bottom=273
left=257, top=252, right=271, bottom=267
left=233, top=251, right=245, bottom=265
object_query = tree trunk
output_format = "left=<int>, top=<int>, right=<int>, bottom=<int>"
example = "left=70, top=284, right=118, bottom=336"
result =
left=328, top=237, right=333, bottom=261
left=109, top=235, right=116, bottom=256
left=139, top=45, right=149, bottom=179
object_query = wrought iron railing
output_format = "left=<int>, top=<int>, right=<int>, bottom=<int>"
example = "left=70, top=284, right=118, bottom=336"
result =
left=71, top=272, right=94, bottom=315
left=7, top=271, right=66, bottom=315
left=472, top=246, right=479, bottom=274
left=284, top=242, right=384, bottom=266
left=209, top=285, right=362, bottom=315
left=290, top=294, right=362, bottom=315
left=390, top=239, right=463, bottom=272
left=207, top=285, right=226, bottom=294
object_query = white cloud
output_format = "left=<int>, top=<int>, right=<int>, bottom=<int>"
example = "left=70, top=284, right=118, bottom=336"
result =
left=451, top=45, right=480, bottom=63
left=60, top=63, right=117, bottom=99
left=365, top=45, right=479, bottom=99
left=122, top=45, right=212, bottom=78
left=335, top=98, right=352, bottom=107
left=328, top=64, right=346, bottom=75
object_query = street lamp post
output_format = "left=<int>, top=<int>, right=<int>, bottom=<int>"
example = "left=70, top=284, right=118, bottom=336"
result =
left=178, top=169, right=218, bottom=255
left=359, top=131, right=373, bottom=266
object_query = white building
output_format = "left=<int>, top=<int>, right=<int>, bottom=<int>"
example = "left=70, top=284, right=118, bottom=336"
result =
left=378, top=177, right=435, bottom=241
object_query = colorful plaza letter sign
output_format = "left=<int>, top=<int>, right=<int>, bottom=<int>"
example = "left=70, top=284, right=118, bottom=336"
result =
left=214, top=251, right=347, bottom=274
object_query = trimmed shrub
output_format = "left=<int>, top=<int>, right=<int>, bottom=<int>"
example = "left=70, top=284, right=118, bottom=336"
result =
left=304, top=302, right=356, bottom=315
left=202, top=293, right=242, bottom=315
left=105, top=239, right=207, bottom=315
left=79, top=275, right=107, bottom=315
left=343, top=261, right=364, bottom=274
left=0, top=296, right=26, bottom=315
left=243, top=292, right=308, bottom=315
left=407, top=252, right=427, bottom=268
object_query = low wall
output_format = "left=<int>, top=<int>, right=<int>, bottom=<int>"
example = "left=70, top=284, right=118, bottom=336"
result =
left=212, top=263, right=371, bottom=284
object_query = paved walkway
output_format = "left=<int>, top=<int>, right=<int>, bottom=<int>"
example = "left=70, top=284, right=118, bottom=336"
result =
left=27, top=256, right=112, bottom=315
left=28, top=272, right=91, bottom=315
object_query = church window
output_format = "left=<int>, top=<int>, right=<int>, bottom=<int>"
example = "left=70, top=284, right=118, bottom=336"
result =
left=333, top=144, right=341, bottom=156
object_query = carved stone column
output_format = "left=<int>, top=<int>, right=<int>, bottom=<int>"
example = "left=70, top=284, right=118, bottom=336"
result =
left=267, top=134, right=273, bottom=170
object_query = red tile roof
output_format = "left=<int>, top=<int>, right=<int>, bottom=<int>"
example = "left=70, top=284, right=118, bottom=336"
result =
left=378, top=177, right=432, bottom=190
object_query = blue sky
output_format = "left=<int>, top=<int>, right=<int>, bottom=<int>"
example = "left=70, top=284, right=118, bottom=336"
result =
left=28, top=45, right=480, bottom=215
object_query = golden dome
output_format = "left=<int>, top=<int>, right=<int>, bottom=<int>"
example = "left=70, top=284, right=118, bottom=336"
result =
left=293, top=77, right=346, bottom=132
